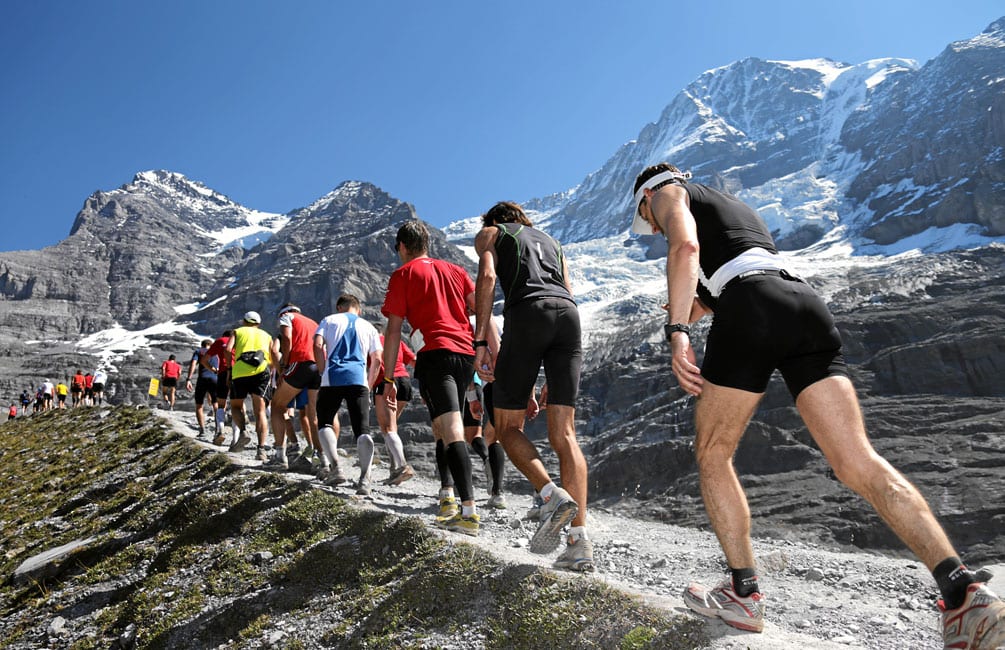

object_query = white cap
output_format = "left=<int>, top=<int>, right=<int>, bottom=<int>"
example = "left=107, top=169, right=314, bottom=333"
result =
left=243, top=311, right=261, bottom=324
left=630, top=169, right=692, bottom=235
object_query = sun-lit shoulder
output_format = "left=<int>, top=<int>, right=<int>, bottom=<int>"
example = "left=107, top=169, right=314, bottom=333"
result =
left=473, top=226, right=499, bottom=253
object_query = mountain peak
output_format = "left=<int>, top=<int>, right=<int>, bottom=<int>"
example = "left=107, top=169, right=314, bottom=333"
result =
left=127, top=170, right=234, bottom=208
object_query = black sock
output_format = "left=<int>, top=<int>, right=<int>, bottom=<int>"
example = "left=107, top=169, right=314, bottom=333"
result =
left=470, top=436, right=488, bottom=462
left=445, top=441, right=474, bottom=502
left=488, top=442, right=506, bottom=494
left=435, top=439, right=453, bottom=489
left=730, top=567, right=759, bottom=597
left=933, top=557, right=975, bottom=610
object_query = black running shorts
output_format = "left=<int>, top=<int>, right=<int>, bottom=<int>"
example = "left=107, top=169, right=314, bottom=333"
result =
left=161, top=377, right=178, bottom=389
left=193, top=376, right=217, bottom=405
left=414, top=349, right=475, bottom=421
left=494, top=297, right=582, bottom=410
left=281, top=361, right=322, bottom=390
left=702, top=274, right=849, bottom=398
left=317, top=385, right=370, bottom=440
left=215, top=372, right=231, bottom=401
left=482, top=382, right=494, bottom=428
left=229, top=371, right=270, bottom=400
left=373, top=376, right=413, bottom=402
left=462, top=383, right=484, bottom=427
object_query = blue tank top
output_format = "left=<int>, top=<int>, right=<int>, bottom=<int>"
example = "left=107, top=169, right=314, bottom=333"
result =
left=326, top=313, right=366, bottom=387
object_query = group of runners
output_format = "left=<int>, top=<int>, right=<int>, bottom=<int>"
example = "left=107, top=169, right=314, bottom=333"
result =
left=154, top=167, right=1002, bottom=648
left=10, top=370, right=109, bottom=417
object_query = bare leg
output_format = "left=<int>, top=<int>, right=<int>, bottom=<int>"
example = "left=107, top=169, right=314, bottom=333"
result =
left=693, top=382, right=763, bottom=570
left=251, top=394, right=268, bottom=447
left=797, top=376, right=957, bottom=570
left=546, top=405, right=588, bottom=528
left=270, top=383, right=298, bottom=449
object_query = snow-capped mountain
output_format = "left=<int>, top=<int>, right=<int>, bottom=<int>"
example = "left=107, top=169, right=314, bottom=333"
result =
left=475, top=18, right=1005, bottom=258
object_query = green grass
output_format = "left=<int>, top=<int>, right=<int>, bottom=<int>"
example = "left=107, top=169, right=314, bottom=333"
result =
left=0, top=406, right=708, bottom=649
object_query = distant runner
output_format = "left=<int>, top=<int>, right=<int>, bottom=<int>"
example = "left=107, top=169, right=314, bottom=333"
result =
left=160, top=354, right=182, bottom=410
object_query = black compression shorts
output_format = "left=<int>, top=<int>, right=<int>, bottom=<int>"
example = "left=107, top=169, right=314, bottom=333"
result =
left=194, top=376, right=217, bottom=405
left=373, top=376, right=413, bottom=402
left=161, top=377, right=178, bottom=389
left=414, top=349, right=474, bottom=421
left=702, top=273, right=849, bottom=398
left=215, top=372, right=231, bottom=401
left=494, top=297, right=582, bottom=410
left=317, top=385, right=370, bottom=440
left=281, top=361, right=321, bottom=390
left=462, top=383, right=484, bottom=427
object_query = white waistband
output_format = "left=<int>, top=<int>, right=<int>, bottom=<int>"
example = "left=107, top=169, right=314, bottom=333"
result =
left=706, top=248, right=787, bottom=298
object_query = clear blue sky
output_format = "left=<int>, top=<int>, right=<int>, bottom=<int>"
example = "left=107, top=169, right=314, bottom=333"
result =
left=1, top=1, right=1001, bottom=252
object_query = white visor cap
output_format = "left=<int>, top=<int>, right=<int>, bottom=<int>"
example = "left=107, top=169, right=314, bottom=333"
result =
left=630, top=169, right=692, bottom=235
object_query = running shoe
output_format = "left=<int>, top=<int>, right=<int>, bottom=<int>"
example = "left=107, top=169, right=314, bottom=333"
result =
left=524, top=493, right=544, bottom=521
left=324, top=464, right=348, bottom=486
left=682, top=578, right=765, bottom=633
left=382, top=464, right=415, bottom=486
left=529, top=487, right=578, bottom=554
left=262, top=454, right=288, bottom=470
left=255, top=446, right=269, bottom=462
left=315, top=465, right=331, bottom=482
left=436, top=512, right=480, bottom=537
left=940, top=582, right=1005, bottom=650
left=487, top=493, right=508, bottom=510
left=212, top=433, right=227, bottom=446
left=436, top=496, right=459, bottom=521
left=554, top=537, right=595, bottom=572
left=228, top=433, right=252, bottom=453
left=355, top=475, right=372, bottom=496
left=289, top=453, right=315, bottom=475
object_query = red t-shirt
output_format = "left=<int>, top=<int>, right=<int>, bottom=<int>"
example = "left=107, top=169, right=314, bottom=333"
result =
left=371, top=335, right=416, bottom=387
left=71, top=373, right=85, bottom=389
left=381, top=257, right=475, bottom=355
left=206, top=336, right=233, bottom=371
left=278, top=312, right=319, bottom=364
left=161, top=360, right=182, bottom=379
left=84, top=374, right=94, bottom=388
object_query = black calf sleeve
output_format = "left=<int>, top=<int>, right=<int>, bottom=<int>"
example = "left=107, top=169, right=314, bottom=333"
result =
left=445, top=441, right=474, bottom=502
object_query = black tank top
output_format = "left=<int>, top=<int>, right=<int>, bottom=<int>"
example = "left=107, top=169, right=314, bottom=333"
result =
left=493, top=223, right=574, bottom=312
left=682, top=183, right=777, bottom=310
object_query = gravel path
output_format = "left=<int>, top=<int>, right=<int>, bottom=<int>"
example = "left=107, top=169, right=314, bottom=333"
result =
left=162, top=411, right=1004, bottom=650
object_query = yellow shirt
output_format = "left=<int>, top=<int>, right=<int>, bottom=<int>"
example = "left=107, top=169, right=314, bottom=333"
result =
left=231, top=326, right=272, bottom=379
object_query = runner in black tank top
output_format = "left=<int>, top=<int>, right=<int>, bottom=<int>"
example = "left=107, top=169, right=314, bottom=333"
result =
left=493, top=222, right=574, bottom=311
left=632, top=162, right=1002, bottom=643
left=474, top=201, right=593, bottom=573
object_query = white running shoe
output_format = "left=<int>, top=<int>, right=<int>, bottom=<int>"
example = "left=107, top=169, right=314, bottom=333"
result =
left=682, top=578, right=765, bottom=633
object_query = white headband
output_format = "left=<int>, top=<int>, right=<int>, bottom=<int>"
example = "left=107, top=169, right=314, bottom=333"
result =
left=630, top=169, right=692, bottom=235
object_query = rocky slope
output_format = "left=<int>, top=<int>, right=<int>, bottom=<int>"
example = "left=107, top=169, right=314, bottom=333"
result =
left=5, top=407, right=1005, bottom=649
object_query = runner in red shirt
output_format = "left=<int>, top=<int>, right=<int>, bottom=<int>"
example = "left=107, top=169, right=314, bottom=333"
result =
left=160, top=354, right=182, bottom=410
left=266, top=304, right=322, bottom=471
left=70, top=370, right=86, bottom=407
left=381, top=220, right=497, bottom=536
left=204, top=331, right=233, bottom=445
left=83, top=373, right=95, bottom=406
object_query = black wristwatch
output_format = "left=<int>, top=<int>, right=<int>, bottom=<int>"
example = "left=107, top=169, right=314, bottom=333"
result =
left=472, top=339, right=488, bottom=350
left=664, top=323, right=691, bottom=340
